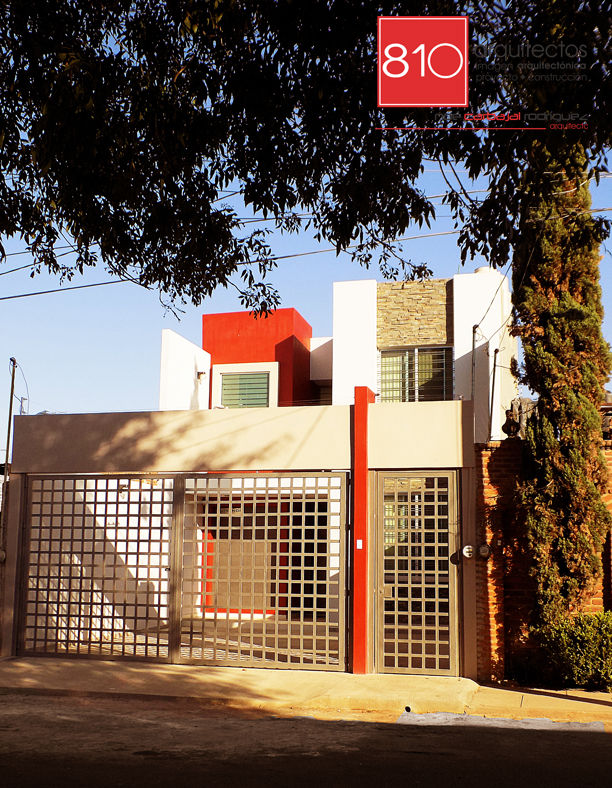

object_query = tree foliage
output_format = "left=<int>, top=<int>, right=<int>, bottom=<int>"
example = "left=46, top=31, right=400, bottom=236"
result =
left=0, top=1, right=610, bottom=307
left=2, top=1, right=612, bottom=671
left=513, top=140, right=612, bottom=625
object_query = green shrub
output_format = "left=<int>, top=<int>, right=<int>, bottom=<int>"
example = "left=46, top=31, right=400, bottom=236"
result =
left=537, top=612, right=612, bottom=690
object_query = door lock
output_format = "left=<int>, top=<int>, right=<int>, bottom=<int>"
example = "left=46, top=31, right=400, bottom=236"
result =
left=461, top=545, right=474, bottom=559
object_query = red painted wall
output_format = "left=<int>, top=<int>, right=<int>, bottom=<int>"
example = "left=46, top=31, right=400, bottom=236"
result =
left=202, top=309, right=314, bottom=406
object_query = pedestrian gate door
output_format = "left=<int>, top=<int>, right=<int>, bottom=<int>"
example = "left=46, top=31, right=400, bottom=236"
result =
left=18, top=473, right=346, bottom=670
left=376, top=472, right=458, bottom=675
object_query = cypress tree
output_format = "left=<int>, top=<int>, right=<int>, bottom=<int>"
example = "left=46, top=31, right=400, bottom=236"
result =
left=513, top=141, right=612, bottom=627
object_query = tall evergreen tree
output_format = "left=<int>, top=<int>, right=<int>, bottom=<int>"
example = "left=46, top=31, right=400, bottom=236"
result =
left=513, top=140, right=612, bottom=626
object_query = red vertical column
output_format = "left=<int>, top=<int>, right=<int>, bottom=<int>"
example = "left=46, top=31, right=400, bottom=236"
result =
left=352, top=386, right=375, bottom=674
left=203, top=532, right=216, bottom=609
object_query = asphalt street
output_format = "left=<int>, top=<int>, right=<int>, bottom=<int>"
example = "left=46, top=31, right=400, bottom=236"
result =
left=0, top=692, right=610, bottom=787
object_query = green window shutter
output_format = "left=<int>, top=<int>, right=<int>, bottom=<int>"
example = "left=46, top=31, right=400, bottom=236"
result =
left=221, top=372, right=270, bottom=408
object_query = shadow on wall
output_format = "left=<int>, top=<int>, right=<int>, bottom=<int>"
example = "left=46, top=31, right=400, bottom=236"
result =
left=13, top=409, right=302, bottom=475
left=11, top=414, right=288, bottom=658
left=274, top=336, right=314, bottom=407
left=455, top=344, right=490, bottom=442
left=14, top=412, right=348, bottom=663
left=23, top=483, right=170, bottom=656
left=190, top=356, right=202, bottom=410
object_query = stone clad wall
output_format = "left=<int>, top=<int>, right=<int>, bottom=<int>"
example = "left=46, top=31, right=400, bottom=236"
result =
left=376, top=280, right=453, bottom=348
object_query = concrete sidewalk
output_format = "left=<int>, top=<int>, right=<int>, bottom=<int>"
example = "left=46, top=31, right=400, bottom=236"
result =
left=0, top=657, right=611, bottom=729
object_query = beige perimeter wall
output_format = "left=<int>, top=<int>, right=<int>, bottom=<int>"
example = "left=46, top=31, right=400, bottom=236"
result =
left=12, top=400, right=473, bottom=474
left=11, top=407, right=352, bottom=474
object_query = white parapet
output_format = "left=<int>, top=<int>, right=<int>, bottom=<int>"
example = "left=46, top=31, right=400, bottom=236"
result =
left=332, top=280, right=378, bottom=405
left=159, top=329, right=211, bottom=411
left=453, top=267, right=518, bottom=441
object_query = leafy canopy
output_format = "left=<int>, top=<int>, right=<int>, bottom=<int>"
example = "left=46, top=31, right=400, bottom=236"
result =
left=0, top=1, right=610, bottom=308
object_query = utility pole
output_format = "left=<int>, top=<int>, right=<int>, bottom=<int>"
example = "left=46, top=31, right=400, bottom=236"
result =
left=1, top=357, right=17, bottom=556
left=3, top=358, right=17, bottom=491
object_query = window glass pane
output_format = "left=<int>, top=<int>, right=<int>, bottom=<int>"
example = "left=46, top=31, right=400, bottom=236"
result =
left=221, top=373, right=269, bottom=408
left=380, top=348, right=453, bottom=402
left=380, top=351, right=409, bottom=402
left=417, top=349, right=442, bottom=401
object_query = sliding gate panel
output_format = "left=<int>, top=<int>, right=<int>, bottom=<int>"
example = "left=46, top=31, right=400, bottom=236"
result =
left=18, top=473, right=346, bottom=670
left=20, top=476, right=173, bottom=660
left=376, top=472, right=459, bottom=675
left=180, top=474, right=346, bottom=669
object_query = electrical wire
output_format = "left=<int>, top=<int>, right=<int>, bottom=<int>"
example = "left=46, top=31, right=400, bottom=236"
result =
left=525, top=206, right=612, bottom=224
left=0, top=262, right=40, bottom=276
left=0, top=229, right=464, bottom=301
left=235, top=229, right=460, bottom=267
left=2, top=196, right=608, bottom=300
left=0, top=280, right=123, bottom=301
left=479, top=214, right=552, bottom=346
left=472, top=259, right=513, bottom=329
left=1, top=244, right=76, bottom=259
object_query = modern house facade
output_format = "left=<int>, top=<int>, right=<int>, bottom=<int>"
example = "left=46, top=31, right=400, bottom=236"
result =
left=160, top=269, right=517, bottom=443
left=2, top=270, right=527, bottom=680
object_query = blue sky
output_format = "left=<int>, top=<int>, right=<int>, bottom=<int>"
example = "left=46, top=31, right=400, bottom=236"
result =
left=1, top=167, right=611, bottom=461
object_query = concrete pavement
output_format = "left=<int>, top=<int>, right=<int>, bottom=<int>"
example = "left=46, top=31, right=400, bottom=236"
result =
left=0, top=657, right=611, bottom=729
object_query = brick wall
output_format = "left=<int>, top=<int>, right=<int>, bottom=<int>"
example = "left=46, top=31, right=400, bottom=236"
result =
left=600, top=441, right=612, bottom=611
left=474, top=439, right=525, bottom=682
left=376, top=280, right=453, bottom=348
left=474, top=439, right=612, bottom=683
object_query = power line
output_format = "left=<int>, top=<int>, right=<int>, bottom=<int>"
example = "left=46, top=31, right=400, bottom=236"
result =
left=0, top=280, right=123, bottom=301
left=0, top=229, right=463, bottom=301
left=480, top=214, right=552, bottom=346
left=2, top=244, right=76, bottom=258
left=0, top=262, right=39, bottom=276
left=236, top=229, right=460, bottom=267
left=473, top=259, right=513, bottom=329
left=0, top=246, right=96, bottom=276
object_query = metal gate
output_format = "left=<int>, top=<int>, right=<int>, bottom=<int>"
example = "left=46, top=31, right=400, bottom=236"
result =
left=18, top=473, right=346, bottom=670
left=376, top=472, right=459, bottom=675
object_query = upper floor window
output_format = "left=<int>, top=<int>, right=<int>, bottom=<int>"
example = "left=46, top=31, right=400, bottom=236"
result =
left=221, top=372, right=269, bottom=408
left=379, top=347, right=453, bottom=403
left=211, top=361, right=279, bottom=409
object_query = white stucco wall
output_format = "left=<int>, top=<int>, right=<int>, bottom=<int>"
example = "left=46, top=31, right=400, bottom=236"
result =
left=332, top=280, right=378, bottom=404
left=159, top=329, right=211, bottom=411
left=310, top=336, right=333, bottom=381
left=452, top=268, right=518, bottom=441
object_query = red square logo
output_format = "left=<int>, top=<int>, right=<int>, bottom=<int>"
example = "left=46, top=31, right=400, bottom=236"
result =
left=378, top=17, right=468, bottom=107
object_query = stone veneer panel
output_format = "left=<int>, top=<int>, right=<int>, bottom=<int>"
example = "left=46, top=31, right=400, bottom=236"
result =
left=376, top=280, right=453, bottom=348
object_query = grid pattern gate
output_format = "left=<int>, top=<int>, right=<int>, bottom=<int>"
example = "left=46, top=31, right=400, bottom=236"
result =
left=377, top=473, right=458, bottom=675
left=378, top=347, right=454, bottom=403
left=180, top=475, right=345, bottom=669
left=22, top=477, right=173, bottom=660
left=19, top=474, right=346, bottom=670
